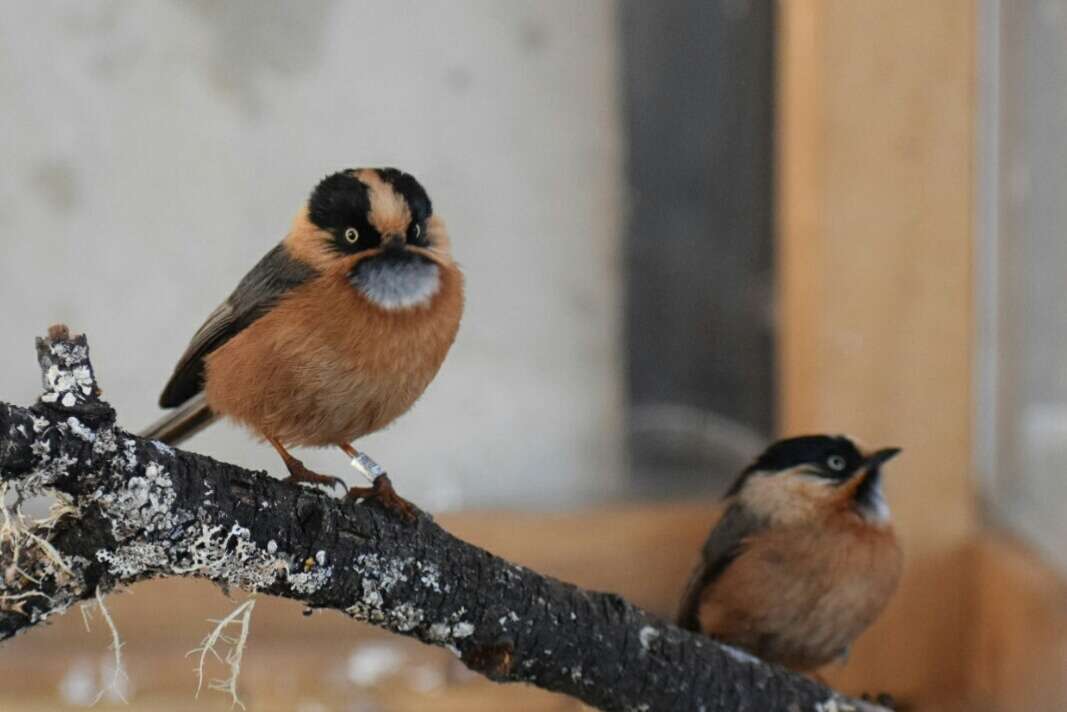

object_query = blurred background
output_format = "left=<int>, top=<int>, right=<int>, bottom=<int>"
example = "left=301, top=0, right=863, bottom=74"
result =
left=0, top=0, right=1064, bottom=710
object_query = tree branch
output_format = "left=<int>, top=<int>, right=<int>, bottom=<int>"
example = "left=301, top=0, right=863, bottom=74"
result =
left=0, top=326, right=886, bottom=712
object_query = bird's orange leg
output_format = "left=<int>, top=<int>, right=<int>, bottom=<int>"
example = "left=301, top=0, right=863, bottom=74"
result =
left=269, top=437, right=346, bottom=491
left=339, top=443, right=416, bottom=521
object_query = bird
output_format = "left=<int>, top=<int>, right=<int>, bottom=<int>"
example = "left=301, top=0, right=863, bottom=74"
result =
left=676, top=434, right=902, bottom=672
left=141, top=168, right=464, bottom=516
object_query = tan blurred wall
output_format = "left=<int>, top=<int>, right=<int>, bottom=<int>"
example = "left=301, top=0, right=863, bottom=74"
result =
left=0, top=1, right=624, bottom=511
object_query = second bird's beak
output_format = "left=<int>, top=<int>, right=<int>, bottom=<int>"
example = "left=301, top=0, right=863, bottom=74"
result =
left=864, top=447, right=902, bottom=471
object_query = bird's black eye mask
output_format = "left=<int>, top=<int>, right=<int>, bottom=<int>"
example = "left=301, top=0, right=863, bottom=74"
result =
left=308, top=171, right=382, bottom=254
left=726, top=435, right=865, bottom=496
left=309, top=169, right=432, bottom=253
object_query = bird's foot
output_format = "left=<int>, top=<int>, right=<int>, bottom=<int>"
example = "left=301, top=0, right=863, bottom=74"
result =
left=282, top=460, right=346, bottom=492
left=346, top=473, right=416, bottom=521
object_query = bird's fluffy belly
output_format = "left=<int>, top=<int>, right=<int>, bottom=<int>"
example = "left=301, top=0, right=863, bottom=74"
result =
left=698, top=520, right=901, bottom=670
left=203, top=266, right=462, bottom=447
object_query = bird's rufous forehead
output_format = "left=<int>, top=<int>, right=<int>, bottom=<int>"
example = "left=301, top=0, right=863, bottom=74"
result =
left=356, top=169, right=412, bottom=236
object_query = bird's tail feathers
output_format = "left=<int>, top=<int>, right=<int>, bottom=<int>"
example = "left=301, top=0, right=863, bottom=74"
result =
left=139, top=394, right=217, bottom=446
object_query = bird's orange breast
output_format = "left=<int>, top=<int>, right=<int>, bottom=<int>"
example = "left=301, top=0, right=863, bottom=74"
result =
left=203, top=262, right=464, bottom=447
left=698, top=515, right=901, bottom=671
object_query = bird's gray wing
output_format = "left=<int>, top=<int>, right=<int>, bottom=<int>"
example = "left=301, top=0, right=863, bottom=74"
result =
left=676, top=500, right=767, bottom=631
left=158, top=242, right=317, bottom=408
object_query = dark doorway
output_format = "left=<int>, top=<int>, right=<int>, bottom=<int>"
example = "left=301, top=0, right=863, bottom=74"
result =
left=621, top=0, right=776, bottom=495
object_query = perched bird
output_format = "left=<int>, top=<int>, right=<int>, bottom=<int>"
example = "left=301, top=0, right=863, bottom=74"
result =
left=677, top=434, right=902, bottom=672
left=142, top=168, right=464, bottom=515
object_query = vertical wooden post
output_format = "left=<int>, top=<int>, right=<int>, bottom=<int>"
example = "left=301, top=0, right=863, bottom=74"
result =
left=777, top=0, right=978, bottom=703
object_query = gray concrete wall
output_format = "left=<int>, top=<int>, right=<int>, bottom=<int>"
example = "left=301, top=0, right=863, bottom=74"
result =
left=0, top=1, right=623, bottom=511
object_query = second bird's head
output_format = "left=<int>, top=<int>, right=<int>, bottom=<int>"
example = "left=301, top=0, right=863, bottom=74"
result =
left=728, top=434, right=902, bottom=524
left=288, top=168, right=453, bottom=310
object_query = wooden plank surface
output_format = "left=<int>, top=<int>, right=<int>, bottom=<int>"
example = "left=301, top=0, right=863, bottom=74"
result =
left=777, top=0, right=979, bottom=704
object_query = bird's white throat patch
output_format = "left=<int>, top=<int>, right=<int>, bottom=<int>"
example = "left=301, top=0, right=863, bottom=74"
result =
left=862, top=483, right=892, bottom=522
left=350, top=253, right=441, bottom=310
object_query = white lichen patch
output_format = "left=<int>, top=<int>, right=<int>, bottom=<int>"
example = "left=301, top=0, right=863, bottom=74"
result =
left=95, top=518, right=290, bottom=593
left=497, top=610, right=522, bottom=628
left=639, top=626, right=660, bottom=651
left=66, top=417, right=95, bottom=443
left=97, top=543, right=169, bottom=579
left=15, top=436, right=78, bottom=492
left=175, top=524, right=287, bottom=592
left=362, top=579, right=384, bottom=607
left=92, top=428, right=118, bottom=456
left=288, top=566, right=332, bottom=595
left=150, top=440, right=174, bottom=456
left=38, top=452, right=77, bottom=486
left=121, top=439, right=137, bottom=472
left=426, top=609, right=476, bottom=644
left=416, top=560, right=445, bottom=593
left=345, top=555, right=459, bottom=637
left=49, top=341, right=89, bottom=368
left=428, top=623, right=452, bottom=641
left=354, top=553, right=410, bottom=591
left=428, top=621, right=469, bottom=641
left=39, top=357, right=94, bottom=405
left=30, top=440, right=50, bottom=460
left=388, top=602, right=424, bottom=632
left=95, top=462, right=178, bottom=540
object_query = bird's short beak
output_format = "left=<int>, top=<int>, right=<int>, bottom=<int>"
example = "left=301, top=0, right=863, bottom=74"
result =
left=864, top=447, right=902, bottom=470
left=381, top=233, right=406, bottom=252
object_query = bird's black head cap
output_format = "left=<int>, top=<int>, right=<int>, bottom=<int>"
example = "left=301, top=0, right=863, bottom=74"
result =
left=726, top=434, right=866, bottom=496
left=308, top=169, right=433, bottom=252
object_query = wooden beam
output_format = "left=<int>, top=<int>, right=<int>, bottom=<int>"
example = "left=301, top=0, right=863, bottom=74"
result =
left=777, top=0, right=978, bottom=704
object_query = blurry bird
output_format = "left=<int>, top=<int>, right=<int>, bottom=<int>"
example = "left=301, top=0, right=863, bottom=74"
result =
left=142, top=168, right=464, bottom=516
left=677, top=434, right=902, bottom=672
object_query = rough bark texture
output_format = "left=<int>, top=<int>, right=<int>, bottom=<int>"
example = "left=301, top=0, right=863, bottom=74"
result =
left=0, top=327, right=886, bottom=712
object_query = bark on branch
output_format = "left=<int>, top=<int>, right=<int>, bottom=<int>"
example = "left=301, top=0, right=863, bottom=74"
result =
left=0, top=326, right=885, bottom=712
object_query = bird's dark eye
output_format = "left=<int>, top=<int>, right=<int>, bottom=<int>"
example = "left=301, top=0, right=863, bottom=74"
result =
left=344, top=227, right=359, bottom=244
left=827, top=455, right=847, bottom=472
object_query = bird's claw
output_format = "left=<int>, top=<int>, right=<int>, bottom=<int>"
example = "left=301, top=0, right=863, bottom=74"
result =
left=283, top=463, right=346, bottom=492
left=346, top=473, right=417, bottom=522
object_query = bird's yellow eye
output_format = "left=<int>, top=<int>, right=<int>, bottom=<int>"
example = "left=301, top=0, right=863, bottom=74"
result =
left=828, top=455, right=846, bottom=471
left=344, top=227, right=359, bottom=244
